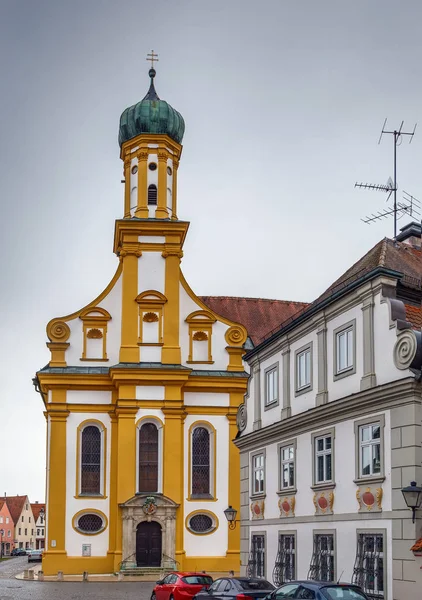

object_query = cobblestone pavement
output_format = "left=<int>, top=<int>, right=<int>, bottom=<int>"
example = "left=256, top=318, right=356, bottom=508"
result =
left=0, top=558, right=155, bottom=600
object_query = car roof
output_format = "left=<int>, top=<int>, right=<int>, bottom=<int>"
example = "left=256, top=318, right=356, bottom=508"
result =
left=279, top=581, right=361, bottom=589
left=172, top=572, right=212, bottom=576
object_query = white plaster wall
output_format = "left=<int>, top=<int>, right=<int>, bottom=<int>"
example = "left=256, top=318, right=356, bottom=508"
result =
left=66, top=391, right=112, bottom=405
left=136, top=386, right=165, bottom=401
left=139, top=236, right=166, bottom=244
left=183, top=414, right=229, bottom=557
left=135, top=407, right=164, bottom=423
left=65, top=273, right=122, bottom=367
left=140, top=346, right=162, bottom=362
left=326, top=305, right=363, bottom=403
left=184, top=392, right=229, bottom=407
left=251, top=519, right=392, bottom=594
left=179, top=283, right=232, bottom=371
left=138, top=252, right=165, bottom=295
left=260, top=355, right=281, bottom=430
left=290, top=332, right=318, bottom=416
left=65, top=412, right=110, bottom=557
left=374, top=294, right=409, bottom=386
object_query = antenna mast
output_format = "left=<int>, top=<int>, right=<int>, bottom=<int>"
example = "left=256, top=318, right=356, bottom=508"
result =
left=356, top=119, right=418, bottom=239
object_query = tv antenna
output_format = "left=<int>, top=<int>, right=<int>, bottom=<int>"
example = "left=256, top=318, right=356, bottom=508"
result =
left=355, top=119, right=418, bottom=239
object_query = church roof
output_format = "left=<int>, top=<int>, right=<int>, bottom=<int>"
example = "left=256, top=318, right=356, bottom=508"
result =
left=119, top=68, right=185, bottom=146
left=200, top=296, right=309, bottom=345
left=5, top=495, right=28, bottom=525
left=31, top=503, right=45, bottom=522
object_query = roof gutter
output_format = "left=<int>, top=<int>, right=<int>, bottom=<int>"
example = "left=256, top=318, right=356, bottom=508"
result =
left=245, top=266, right=404, bottom=361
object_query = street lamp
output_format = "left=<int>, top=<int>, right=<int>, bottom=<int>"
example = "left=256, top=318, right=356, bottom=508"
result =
left=224, top=506, right=238, bottom=530
left=401, top=481, right=422, bottom=523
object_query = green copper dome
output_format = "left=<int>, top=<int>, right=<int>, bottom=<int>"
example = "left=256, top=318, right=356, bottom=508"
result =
left=119, top=68, right=185, bottom=146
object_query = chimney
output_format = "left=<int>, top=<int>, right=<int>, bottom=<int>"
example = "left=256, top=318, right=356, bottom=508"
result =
left=396, top=221, right=421, bottom=248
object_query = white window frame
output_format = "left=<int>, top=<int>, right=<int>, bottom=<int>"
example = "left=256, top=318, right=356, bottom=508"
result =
left=334, top=319, right=356, bottom=380
left=278, top=440, right=296, bottom=491
left=251, top=450, right=265, bottom=496
left=136, top=418, right=163, bottom=494
left=359, top=423, right=381, bottom=478
left=295, top=342, right=313, bottom=395
left=314, top=433, right=333, bottom=485
left=264, top=364, right=279, bottom=408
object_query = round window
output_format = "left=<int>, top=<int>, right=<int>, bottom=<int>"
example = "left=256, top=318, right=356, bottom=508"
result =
left=148, top=162, right=157, bottom=171
left=131, top=165, right=138, bottom=175
left=188, top=513, right=215, bottom=534
left=167, top=166, right=172, bottom=176
left=76, top=513, right=104, bottom=534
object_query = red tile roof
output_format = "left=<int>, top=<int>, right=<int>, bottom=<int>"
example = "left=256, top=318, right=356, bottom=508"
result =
left=200, top=296, right=309, bottom=345
left=5, top=495, right=28, bottom=525
left=405, top=304, right=422, bottom=329
left=31, top=503, right=45, bottom=522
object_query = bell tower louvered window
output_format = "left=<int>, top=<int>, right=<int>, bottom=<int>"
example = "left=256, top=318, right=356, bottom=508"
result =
left=81, top=425, right=101, bottom=495
left=191, top=426, right=211, bottom=497
left=139, top=423, right=159, bottom=492
left=148, top=184, right=157, bottom=205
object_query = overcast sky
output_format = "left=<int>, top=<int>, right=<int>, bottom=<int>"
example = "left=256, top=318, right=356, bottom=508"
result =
left=1, top=0, right=421, bottom=502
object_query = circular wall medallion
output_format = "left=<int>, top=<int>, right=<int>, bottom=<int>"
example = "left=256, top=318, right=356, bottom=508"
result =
left=362, top=491, right=375, bottom=507
left=131, top=165, right=138, bottom=174
left=282, top=500, right=291, bottom=513
left=318, top=496, right=328, bottom=510
left=236, top=404, right=247, bottom=432
left=148, top=162, right=157, bottom=171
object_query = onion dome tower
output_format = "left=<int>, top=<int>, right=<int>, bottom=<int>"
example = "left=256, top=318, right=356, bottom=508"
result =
left=118, top=60, right=185, bottom=220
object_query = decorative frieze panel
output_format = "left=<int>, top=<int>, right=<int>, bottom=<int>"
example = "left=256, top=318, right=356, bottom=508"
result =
left=313, top=490, right=334, bottom=516
left=356, top=486, right=383, bottom=513
left=250, top=499, right=265, bottom=520
left=278, top=495, right=295, bottom=518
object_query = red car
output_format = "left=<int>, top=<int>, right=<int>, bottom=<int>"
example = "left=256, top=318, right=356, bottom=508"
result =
left=152, top=572, right=213, bottom=600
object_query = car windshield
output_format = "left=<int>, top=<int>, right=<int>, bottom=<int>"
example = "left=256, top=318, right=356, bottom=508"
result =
left=323, top=586, right=368, bottom=599
left=182, top=576, right=213, bottom=585
left=238, top=580, right=274, bottom=590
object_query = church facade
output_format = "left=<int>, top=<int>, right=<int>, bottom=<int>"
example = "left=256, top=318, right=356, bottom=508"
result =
left=35, top=67, right=251, bottom=576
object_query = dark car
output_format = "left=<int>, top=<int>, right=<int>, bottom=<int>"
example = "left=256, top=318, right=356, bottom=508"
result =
left=11, top=548, right=27, bottom=556
left=28, top=549, right=43, bottom=563
left=152, top=572, right=213, bottom=600
left=193, top=577, right=274, bottom=600
left=266, top=581, right=370, bottom=599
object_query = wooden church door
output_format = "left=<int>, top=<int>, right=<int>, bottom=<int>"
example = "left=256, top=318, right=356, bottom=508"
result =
left=136, top=521, right=162, bottom=566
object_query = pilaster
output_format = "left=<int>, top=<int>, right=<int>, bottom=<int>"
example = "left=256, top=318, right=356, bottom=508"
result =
left=316, top=323, right=328, bottom=406
left=171, top=157, right=179, bottom=219
left=135, top=150, right=149, bottom=218
left=281, top=345, right=291, bottom=419
left=119, top=237, right=141, bottom=363
left=123, top=157, right=131, bottom=218
left=227, top=394, right=242, bottom=567
left=252, top=363, right=261, bottom=430
left=361, top=296, right=377, bottom=390
left=156, top=150, right=169, bottom=219
left=162, top=248, right=182, bottom=364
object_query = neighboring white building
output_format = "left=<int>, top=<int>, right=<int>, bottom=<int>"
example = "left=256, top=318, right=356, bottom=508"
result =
left=235, top=224, right=422, bottom=600
left=31, top=503, right=45, bottom=550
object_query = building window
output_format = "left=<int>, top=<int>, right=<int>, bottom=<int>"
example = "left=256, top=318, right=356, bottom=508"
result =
left=247, top=534, right=266, bottom=578
left=29, top=517, right=31, bottom=523
left=191, top=425, right=213, bottom=498
left=334, top=320, right=356, bottom=379
left=187, top=511, right=217, bottom=535
left=354, top=415, right=385, bottom=481
left=24, top=529, right=27, bottom=536
left=18, top=528, right=21, bottom=535
left=252, top=451, right=265, bottom=495
left=264, top=365, right=279, bottom=408
left=138, top=422, right=159, bottom=493
left=352, top=532, right=384, bottom=599
left=273, top=533, right=296, bottom=586
left=21, top=516, right=24, bottom=522
left=314, top=434, right=333, bottom=484
left=308, top=533, right=335, bottom=582
left=0, top=516, right=2, bottom=523
left=5, top=517, right=8, bottom=524
left=37, top=529, right=40, bottom=536
left=148, top=184, right=157, bottom=205
left=73, top=511, right=107, bottom=535
left=279, top=441, right=296, bottom=490
left=79, top=423, right=105, bottom=496
left=295, top=343, right=313, bottom=394
left=7, top=531, right=11, bottom=538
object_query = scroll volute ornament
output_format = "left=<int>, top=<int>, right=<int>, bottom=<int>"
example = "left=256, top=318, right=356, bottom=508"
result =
left=225, top=325, right=247, bottom=347
left=393, top=330, right=421, bottom=370
left=47, top=320, right=71, bottom=343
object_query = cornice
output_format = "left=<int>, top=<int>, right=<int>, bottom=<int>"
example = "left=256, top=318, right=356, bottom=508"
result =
left=114, top=219, right=189, bottom=254
left=235, top=377, right=420, bottom=451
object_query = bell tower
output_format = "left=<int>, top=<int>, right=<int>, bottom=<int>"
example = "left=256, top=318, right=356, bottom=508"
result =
left=119, top=57, right=184, bottom=220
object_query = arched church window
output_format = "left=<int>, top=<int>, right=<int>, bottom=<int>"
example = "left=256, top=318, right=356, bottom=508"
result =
left=81, top=425, right=101, bottom=495
left=139, top=422, right=159, bottom=492
left=148, top=184, right=157, bottom=205
left=191, top=426, right=211, bottom=498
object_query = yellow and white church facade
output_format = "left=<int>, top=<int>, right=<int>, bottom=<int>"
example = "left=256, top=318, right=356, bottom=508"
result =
left=35, top=66, right=249, bottom=575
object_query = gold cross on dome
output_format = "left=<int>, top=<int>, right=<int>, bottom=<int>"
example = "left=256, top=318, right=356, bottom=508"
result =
left=146, top=50, right=159, bottom=68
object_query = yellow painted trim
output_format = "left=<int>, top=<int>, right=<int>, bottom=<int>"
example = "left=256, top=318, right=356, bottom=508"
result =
left=162, top=249, right=182, bottom=364
left=136, top=150, right=149, bottom=218
left=135, top=416, right=165, bottom=494
left=185, top=509, right=219, bottom=536
left=187, top=420, right=217, bottom=502
left=47, top=402, right=68, bottom=554
left=156, top=150, right=169, bottom=218
left=120, top=133, right=182, bottom=163
left=135, top=415, right=164, bottom=429
left=75, top=419, right=107, bottom=499
left=120, top=235, right=139, bottom=362
left=72, top=508, right=108, bottom=536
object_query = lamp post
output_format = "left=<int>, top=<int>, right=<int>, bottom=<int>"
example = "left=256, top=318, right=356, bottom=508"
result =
left=401, top=481, right=422, bottom=523
left=224, top=506, right=238, bottom=530
left=0, top=529, right=4, bottom=559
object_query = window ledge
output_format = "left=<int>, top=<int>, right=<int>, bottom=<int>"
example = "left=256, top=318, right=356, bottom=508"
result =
left=277, top=488, right=297, bottom=497
left=354, top=476, right=385, bottom=486
left=295, top=385, right=312, bottom=397
left=187, top=496, right=218, bottom=502
left=74, top=495, right=108, bottom=499
left=79, top=358, right=109, bottom=362
left=264, top=400, right=279, bottom=411
left=311, top=482, right=336, bottom=491
left=250, top=493, right=266, bottom=501
left=186, top=360, right=215, bottom=364
left=334, top=366, right=356, bottom=381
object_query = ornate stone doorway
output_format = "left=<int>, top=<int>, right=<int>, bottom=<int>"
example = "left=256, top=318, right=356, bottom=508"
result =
left=119, top=494, right=179, bottom=568
left=136, top=521, right=162, bottom=566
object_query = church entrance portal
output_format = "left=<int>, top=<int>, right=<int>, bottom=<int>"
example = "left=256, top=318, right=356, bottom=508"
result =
left=136, top=521, right=162, bottom=567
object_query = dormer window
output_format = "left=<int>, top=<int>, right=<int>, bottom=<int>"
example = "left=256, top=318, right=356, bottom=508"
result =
left=148, top=184, right=157, bottom=205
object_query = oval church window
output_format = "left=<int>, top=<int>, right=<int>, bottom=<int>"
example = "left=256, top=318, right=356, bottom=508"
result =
left=188, top=513, right=215, bottom=534
left=75, top=512, right=106, bottom=534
